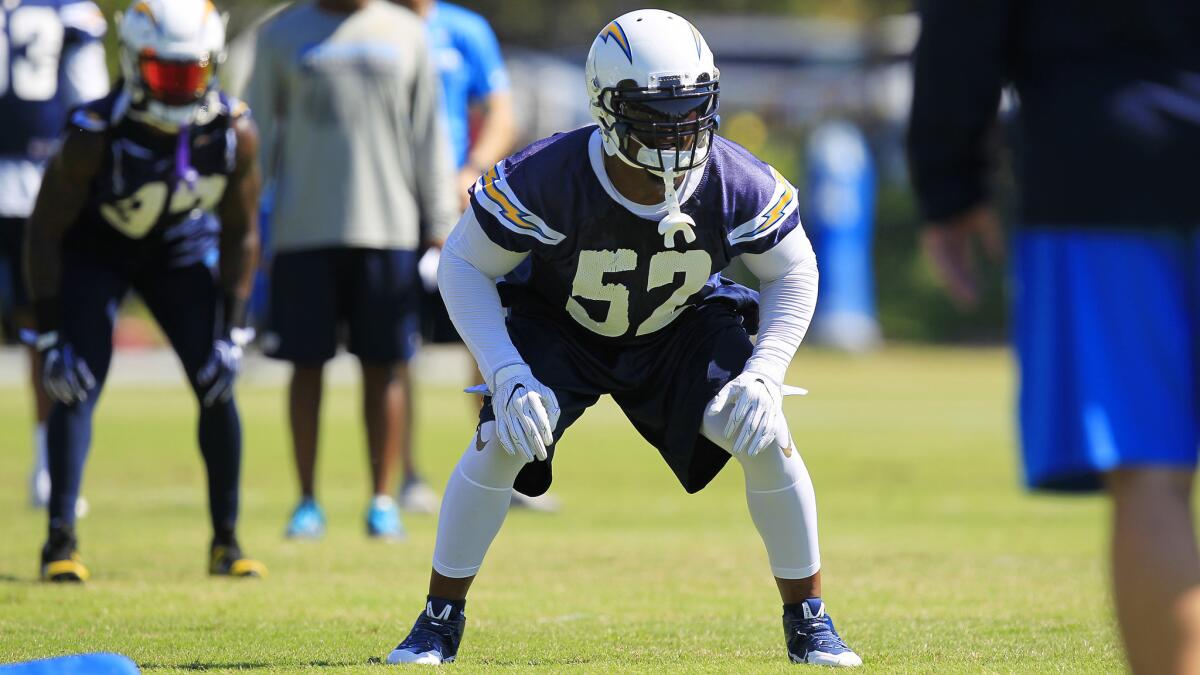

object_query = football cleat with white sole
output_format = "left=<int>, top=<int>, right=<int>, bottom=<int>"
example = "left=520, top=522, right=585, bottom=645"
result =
left=367, top=495, right=405, bottom=540
left=784, top=599, right=862, bottom=667
left=387, top=599, right=466, bottom=665
left=285, top=497, right=326, bottom=539
left=399, top=478, right=440, bottom=514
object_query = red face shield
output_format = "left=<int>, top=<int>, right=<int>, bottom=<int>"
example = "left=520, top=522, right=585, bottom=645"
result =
left=138, top=51, right=214, bottom=106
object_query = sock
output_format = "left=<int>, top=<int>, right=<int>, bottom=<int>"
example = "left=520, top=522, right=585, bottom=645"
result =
left=425, top=595, right=466, bottom=620
left=784, top=598, right=826, bottom=619
left=431, top=422, right=526, bottom=578
left=198, top=398, right=242, bottom=534
left=34, top=422, right=48, bottom=474
left=702, top=406, right=821, bottom=579
left=47, top=399, right=96, bottom=530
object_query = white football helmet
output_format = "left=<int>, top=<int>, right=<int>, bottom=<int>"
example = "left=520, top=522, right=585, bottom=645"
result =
left=585, top=9, right=720, bottom=177
left=118, top=0, right=227, bottom=130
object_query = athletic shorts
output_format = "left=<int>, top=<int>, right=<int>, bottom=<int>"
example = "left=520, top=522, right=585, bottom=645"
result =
left=265, top=247, right=420, bottom=365
left=0, top=216, right=29, bottom=342
left=480, top=294, right=756, bottom=498
left=1014, top=226, right=1200, bottom=491
left=58, top=247, right=222, bottom=398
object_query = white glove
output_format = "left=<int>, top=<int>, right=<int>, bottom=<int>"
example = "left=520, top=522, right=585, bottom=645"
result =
left=418, top=247, right=441, bottom=292
left=490, top=363, right=561, bottom=463
left=707, top=370, right=806, bottom=457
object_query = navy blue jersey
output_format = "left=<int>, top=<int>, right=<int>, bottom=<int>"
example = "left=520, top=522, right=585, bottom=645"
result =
left=469, top=126, right=799, bottom=343
left=63, top=88, right=248, bottom=267
left=0, top=0, right=106, bottom=161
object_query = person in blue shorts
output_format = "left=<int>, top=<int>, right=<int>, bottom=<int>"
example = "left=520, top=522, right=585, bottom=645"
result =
left=0, top=0, right=108, bottom=512
left=24, top=0, right=265, bottom=582
left=383, top=11, right=862, bottom=667
left=909, top=1, right=1200, bottom=671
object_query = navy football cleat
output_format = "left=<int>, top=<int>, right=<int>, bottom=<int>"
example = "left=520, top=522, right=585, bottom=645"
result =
left=386, top=601, right=466, bottom=665
left=209, top=537, right=267, bottom=578
left=784, top=599, right=862, bottom=667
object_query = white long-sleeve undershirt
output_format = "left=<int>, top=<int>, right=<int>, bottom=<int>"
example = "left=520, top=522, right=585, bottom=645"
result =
left=436, top=208, right=818, bottom=390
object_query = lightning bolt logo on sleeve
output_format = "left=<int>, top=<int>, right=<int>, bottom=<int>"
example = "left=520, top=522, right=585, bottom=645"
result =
left=728, top=167, right=799, bottom=246
left=475, top=165, right=565, bottom=245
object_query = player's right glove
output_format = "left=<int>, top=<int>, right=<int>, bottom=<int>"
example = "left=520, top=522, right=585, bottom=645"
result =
left=490, top=363, right=561, bottom=463
left=37, top=332, right=96, bottom=405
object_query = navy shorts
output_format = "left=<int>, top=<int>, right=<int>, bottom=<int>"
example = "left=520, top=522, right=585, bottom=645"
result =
left=1014, top=227, right=1200, bottom=491
left=482, top=296, right=755, bottom=498
left=265, top=247, right=420, bottom=365
left=0, top=216, right=30, bottom=342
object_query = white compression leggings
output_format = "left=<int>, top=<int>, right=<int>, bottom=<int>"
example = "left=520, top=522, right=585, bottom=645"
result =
left=431, top=410, right=821, bottom=580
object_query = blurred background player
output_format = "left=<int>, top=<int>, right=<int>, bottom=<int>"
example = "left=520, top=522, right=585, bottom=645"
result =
left=24, top=0, right=264, bottom=582
left=389, top=0, right=557, bottom=513
left=246, top=0, right=458, bottom=539
left=909, top=0, right=1200, bottom=672
left=387, top=10, right=860, bottom=667
left=0, top=0, right=108, bottom=513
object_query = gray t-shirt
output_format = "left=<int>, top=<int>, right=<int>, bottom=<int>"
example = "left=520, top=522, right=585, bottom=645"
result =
left=246, top=0, right=458, bottom=252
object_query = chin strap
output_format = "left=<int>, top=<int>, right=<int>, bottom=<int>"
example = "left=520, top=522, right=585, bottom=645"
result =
left=175, top=123, right=198, bottom=191
left=657, top=167, right=697, bottom=249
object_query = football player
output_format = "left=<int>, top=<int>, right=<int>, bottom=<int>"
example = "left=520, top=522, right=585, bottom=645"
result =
left=386, top=10, right=861, bottom=667
left=0, top=0, right=108, bottom=510
left=24, top=0, right=264, bottom=582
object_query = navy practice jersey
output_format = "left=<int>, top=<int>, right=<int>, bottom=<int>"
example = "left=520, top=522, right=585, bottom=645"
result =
left=63, top=87, right=248, bottom=268
left=0, top=0, right=106, bottom=161
left=469, top=126, right=799, bottom=343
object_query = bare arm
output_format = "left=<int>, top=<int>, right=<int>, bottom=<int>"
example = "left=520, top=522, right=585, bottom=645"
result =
left=457, top=91, right=516, bottom=202
left=24, top=128, right=106, bottom=332
left=410, top=32, right=460, bottom=245
left=216, top=115, right=263, bottom=330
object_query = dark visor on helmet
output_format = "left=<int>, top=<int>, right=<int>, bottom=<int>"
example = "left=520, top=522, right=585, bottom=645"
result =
left=138, top=51, right=214, bottom=106
left=600, top=80, right=720, bottom=173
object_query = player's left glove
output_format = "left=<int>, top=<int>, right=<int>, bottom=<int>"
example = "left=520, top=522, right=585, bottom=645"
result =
left=708, top=370, right=807, bottom=457
left=197, top=327, right=253, bottom=407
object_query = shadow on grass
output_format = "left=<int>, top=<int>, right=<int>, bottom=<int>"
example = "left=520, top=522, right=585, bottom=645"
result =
left=0, top=574, right=27, bottom=583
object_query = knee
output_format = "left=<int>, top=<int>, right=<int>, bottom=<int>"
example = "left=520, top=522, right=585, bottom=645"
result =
left=456, top=421, right=526, bottom=489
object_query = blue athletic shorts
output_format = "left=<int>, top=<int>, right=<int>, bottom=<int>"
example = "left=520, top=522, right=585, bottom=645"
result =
left=1014, top=227, right=1200, bottom=491
left=480, top=285, right=758, bottom=498
left=265, top=247, right=420, bottom=365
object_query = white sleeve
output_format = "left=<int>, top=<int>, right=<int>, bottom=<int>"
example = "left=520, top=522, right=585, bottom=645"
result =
left=739, top=224, right=819, bottom=384
left=437, top=208, right=531, bottom=389
left=61, top=41, right=110, bottom=108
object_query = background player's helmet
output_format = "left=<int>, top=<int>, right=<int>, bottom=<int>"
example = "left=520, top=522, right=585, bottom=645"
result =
left=118, top=0, right=226, bottom=131
left=585, top=10, right=720, bottom=176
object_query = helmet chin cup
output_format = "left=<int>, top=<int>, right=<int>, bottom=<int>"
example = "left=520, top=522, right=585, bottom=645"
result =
left=125, top=87, right=201, bottom=131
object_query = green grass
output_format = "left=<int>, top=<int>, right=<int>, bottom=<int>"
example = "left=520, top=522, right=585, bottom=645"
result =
left=0, top=347, right=1122, bottom=673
